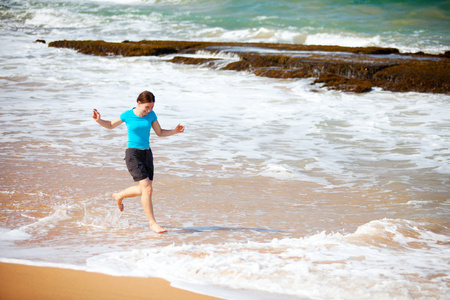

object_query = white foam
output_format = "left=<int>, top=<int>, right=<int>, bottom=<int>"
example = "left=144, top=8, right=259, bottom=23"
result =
left=260, top=163, right=332, bottom=186
left=84, top=219, right=449, bottom=299
left=405, top=200, right=434, bottom=208
left=0, top=257, right=86, bottom=271
left=305, top=32, right=383, bottom=48
left=200, top=27, right=307, bottom=44
left=79, top=204, right=130, bottom=229
left=18, top=204, right=73, bottom=236
left=193, top=50, right=241, bottom=60
left=24, top=7, right=96, bottom=30
left=303, top=31, right=449, bottom=54
left=0, top=228, right=31, bottom=242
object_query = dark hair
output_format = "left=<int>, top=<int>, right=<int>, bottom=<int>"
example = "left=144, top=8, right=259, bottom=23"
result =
left=137, top=91, right=155, bottom=103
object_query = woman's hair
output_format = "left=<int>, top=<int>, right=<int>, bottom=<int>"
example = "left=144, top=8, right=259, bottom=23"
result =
left=137, top=91, right=155, bottom=103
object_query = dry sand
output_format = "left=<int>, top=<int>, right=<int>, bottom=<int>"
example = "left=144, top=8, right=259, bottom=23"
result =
left=0, top=262, right=222, bottom=300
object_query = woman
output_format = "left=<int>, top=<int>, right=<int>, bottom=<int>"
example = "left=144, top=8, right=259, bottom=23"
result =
left=92, top=91, right=185, bottom=233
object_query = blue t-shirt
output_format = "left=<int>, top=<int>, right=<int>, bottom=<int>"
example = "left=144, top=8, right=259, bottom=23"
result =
left=120, top=108, right=157, bottom=149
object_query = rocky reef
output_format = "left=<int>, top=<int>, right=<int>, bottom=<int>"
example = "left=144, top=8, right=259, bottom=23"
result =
left=49, top=40, right=449, bottom=94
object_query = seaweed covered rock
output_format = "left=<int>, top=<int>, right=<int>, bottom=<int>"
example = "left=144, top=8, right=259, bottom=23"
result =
left=48, top=39, right=449, bottom=94
left=49, top=40, right=207, bottom=56
left=168, top=56, right=221, bottom=67
left=373, top=60, right=450, bottom=94
left=314, top=74, right=372, bottom=93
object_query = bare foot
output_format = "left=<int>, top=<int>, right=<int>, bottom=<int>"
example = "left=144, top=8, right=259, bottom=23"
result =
left=150, top=223, right=167, bottom=234
left=112, top=193, right=124, bottom=212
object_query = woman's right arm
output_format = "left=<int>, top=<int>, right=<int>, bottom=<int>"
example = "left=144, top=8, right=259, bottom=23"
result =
left=92, top=109, right=123, bottom=129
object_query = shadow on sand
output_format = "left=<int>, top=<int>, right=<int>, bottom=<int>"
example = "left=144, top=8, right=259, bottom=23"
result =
left=169, top=226, right=282, bottom=234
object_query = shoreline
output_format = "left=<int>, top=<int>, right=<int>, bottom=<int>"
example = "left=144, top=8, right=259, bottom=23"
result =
left=0, top=261, right=222, bottom=300
left=48, top=39, right=449, bottom=94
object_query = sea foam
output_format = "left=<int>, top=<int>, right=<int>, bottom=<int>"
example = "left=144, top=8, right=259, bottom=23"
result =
left=85, top=219, right=449, bottom=299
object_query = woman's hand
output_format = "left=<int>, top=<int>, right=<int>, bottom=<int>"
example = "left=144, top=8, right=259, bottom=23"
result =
left=92, top=109, right=101, bottom=121
left=175, top=123, right=185, bottom=133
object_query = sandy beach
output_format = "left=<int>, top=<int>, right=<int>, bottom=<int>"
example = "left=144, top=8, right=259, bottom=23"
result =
left=0, top=262, right=221, bottom=300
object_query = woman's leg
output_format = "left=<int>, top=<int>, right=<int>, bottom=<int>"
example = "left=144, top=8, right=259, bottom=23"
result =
left=112, top=185, right=141, bottom=211
left=137, top=178, right=167, bottom=234
left=113, top=178, right=166, bottom=233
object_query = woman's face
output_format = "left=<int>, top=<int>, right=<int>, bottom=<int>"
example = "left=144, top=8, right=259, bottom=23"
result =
left=137, top=101, right=154, bottom=116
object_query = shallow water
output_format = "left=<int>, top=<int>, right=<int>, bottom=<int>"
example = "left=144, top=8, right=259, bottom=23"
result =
left=1, top=1, right=449, bottom=299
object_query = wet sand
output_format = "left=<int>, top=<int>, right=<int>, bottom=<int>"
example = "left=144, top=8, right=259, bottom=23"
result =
left=0, top=262, right=221, bottom=300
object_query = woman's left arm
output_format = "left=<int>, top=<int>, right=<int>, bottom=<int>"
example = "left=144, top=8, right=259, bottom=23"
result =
left=152, top=120, right=185, bottom=137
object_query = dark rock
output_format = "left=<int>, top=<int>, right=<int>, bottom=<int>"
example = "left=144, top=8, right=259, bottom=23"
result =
left=48, top=39, right=449, bottom=94
left=169, top=56, right=221, bottom=67
left=314, top=74, right=372, bottom=93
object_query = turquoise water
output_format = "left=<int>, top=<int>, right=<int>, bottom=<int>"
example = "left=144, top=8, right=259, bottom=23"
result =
left=2, top=0, right=449, bottom=53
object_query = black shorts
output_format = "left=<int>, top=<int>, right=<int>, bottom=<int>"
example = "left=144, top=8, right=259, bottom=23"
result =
left=124, top=148, right=154, bottom=182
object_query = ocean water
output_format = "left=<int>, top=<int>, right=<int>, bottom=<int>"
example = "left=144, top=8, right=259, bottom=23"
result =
left=1, top=0, right=449, bottom=299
